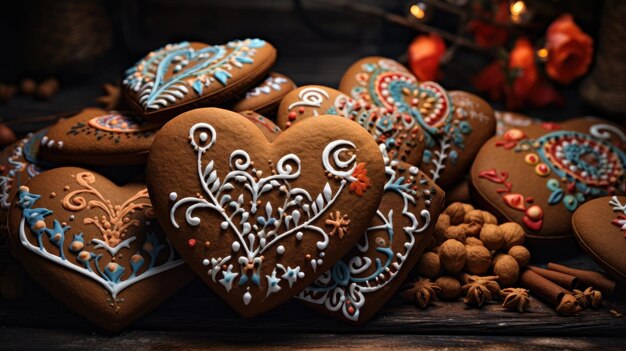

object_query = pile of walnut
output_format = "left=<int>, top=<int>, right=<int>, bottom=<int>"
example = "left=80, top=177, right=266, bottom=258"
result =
left=403, top=202, right=531, bottom=312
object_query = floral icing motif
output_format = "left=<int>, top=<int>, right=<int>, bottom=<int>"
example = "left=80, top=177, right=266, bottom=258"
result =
left=169, top=122, right=369, bottom=306
left=0, top=133, right=44, bottom=210
left=67, top=112, right=158, bottom=144
left=297, top=145, right=431, bottom=321
left=16, top=181, right=183, bottom=309
left=123, top=39, right=266, bottom=111
left=609, top=196, right=626, bottom=236
left=245, top=76, right=288, bottom=98
left=348, top=59, right=473, bottom=183
left=242, top=114, right=281, bottom=134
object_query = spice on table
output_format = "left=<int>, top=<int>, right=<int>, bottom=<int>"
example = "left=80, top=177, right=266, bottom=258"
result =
left=547, top=262, right=616, bottom=296
left=460, top=274, right=501, bottom=307
left=573, top=287, right=602, bottom=308
left=401, top=278, right=440, bottom=309
left=556, top=294, right=582, bottom=316
left=610, top=309, right=623, bottom=318
left=528, top=265, right=578, bottom=289
left=519, top=269, right=569, bottom=306
left=501, top=287, right=530, bottom=313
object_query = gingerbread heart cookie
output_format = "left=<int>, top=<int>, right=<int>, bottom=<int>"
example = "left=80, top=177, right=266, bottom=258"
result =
left=231, top=72, right=296, bottom=116
left=297, top=144, right=444, bottom=323
left=276, top=85, right=426, bottom=166
left=7, top=167, right=193, bottom=332
left=123, top=39, right=276, bottom=121
left=470, top=118, right=626, bottom=247
left=38, top=108, right=159, bottom=166
left=339, top=57, right=496, bottom=186
left=495, top=111, right=542, bottom=135
left=572, top=196, right=626, bottom=283
left=238, top=111, right=282, bottom=142
left=147, top=108, right=386, bottom=317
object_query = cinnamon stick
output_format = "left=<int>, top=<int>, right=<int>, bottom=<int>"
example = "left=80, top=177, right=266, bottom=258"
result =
left=519, top=269, right=569, bottom=306
left=528, top=266, right=578, bottom=289
left=547, top=263, right=616, bottom=296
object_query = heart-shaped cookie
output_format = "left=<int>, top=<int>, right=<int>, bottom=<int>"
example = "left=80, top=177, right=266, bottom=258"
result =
left=123, top=39, right=276, bottom=121
left=495, top=111, right=542, bottom=135
left=339, top=57, right=496, bottom=186
left=147, top=108, right=386, bottom=317
left=572, top=196, right=626, bottom=283
left=276, top=85, right=426, bottom=166
left=231, top=72, right=296, bottom=116
left=7, top=167, right=193, bottom=332
left=238, top=110, right=282, bottom=142
left=297, top=144, right=444, bottom=323
left=38, top=108, right=160, bottom=166
left=470, top=118, right=626, bottom=248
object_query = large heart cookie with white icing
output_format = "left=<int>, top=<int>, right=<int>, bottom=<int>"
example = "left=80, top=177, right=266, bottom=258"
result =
left=38, top=108, right=159, bottom=166
left=123, top=39, right=276, bottom=121
left=276, top=85, right=426, bottom=166
left=470, top=118, right=626, bottom=249
left=339, top=57, right=496, bottom=186
left=573, top=196, right=626, bottom=283
left=147, top=108, right=386, bottom=317
left=297, top=145, right=444, bottom=323
left=7, top=167, right=193, bottom=332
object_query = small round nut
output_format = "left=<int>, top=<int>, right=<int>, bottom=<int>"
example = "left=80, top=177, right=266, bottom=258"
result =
left=435, top=275, right=462, bottom=301
left=508, top=245, right=530, bottom=267
left=479, top=224, right=505, bottom=251
left=464, top=209, right=485, bottom=226
left=434, top=214, right=450, bottom=244
left=439, top=239, right=466, bottom=273
left=445, top=202, right=466, bottom=225
left=500, top=222, right=525, bottom=249
left=481, top=211, right=498, bottom=225
left=20, top=78, right=37, bottom=95
left=464, top=245, right=492, bottom=275
left=432, top=245, right=441, bottom=255
left=465, top=237, right=484, bottom=247
left=461, top=203, right=475, bottom=213
left=493, top=254, right=520, bottom=287
left=417, top=252, right=441, bottom=279
left=462, top=222, right=482, bottom=237
left=444, top=225, right=466, bottom=243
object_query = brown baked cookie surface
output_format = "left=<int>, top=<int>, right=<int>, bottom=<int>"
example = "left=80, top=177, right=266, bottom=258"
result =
left=7, top=167, right=193, bottom=332
left=470, top=118, right=626, bottom=248
left=123, top=39, right=276, bottom=121
left=238, top=110, right=282, bottom=142
left=276, top=85, right=426, bottom=166
left=297, top=145, right=444, bottom=323
left=147, top=108, right=386, bottom=317
left=231, top=72, right=296, bottom=116
left=38, top=108, right=159, bottom=166
left=338, top=57, right=496, bottom=187
left=495, top=111, right=542, bottom=135
left=572, top=196, right=626, bottom=283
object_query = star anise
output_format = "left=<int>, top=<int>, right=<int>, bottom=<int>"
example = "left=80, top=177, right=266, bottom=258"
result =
left=500, top=287, right=530, bottom=313
left=557, top=293, right=582, bottom=316
left=573, top=286, right=602, bottom=309
left=462, top=275, right=501, bottom=307
left=401, top=278, right=441, bottom=309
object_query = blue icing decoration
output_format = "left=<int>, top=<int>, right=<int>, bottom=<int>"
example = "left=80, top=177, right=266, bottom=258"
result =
left=422, top=150, right=432, bottom=163
left=192, top=79, right=204, bottom=95
left=449, top=150, right=458, bottom=165
left=104, top=262, right=125, bottom=283
left=214, top=70, right=232, bottom=86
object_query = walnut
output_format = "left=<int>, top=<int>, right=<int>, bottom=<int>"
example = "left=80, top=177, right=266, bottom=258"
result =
left=462, top=203, right=475, bottom=213
left=436, top=275, right=462, bottom=301
left=481, top=211, right=498, bottom=225
left=464, top=245, right=492, bottom=275
left=417, top=252, right=441, bottom=279
left=501, top=287, right=530, bottom=312
left=464, top=209, right=485, bottom=226
left=479, top=224, right=505, bottom=250
left=445, top=202, right=466, bottom=225
left=439, top=239, right=467, bottom=273
left=465, top=237, right=485, bottom=247
left=508, top=245, right=530, bottom=267
left=432, top=245, right=441, bottom=255
left=434, top=214, right=450, bottom=244
left=492, top=254, right=520, bottom=287
left=444, top=225, right=466, bottom=243
left=500, top=222, right=525, bottom=249
left=461, top=222, right=482, bottom=237
left=402, top=278, right=440, bottom=309
left=557, top=294, right=582, bottom=316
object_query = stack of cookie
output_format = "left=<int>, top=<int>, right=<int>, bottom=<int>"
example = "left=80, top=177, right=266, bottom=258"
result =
left=1, top=37, right=625, bottom=332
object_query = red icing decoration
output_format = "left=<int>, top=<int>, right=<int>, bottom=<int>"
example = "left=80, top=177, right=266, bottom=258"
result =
left=478, top=169, right=513, bottom=193
left=188, top=239, right=197, bottom=248
left=503, top=193, right=526, bottom=211
left=541, top=122, right=560, bottom=130
left=523, top=216, right=543, bottom=231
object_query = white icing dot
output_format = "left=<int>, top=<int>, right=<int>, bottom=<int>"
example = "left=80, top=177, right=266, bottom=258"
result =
left=296, top=232, right=303, bottom=240
left=277, top=245, right=285, bottom=255
left=199, top=132, right=208, bottom=142
left=202, top=259, right=210, bottom=266
left=221, top=221, right=228, bottom=230
left=243, top=292, right=252, bottom=305
left=320, top=252, right=325, bottom=258
left=232, top=242, right=241, bottom=252
left=317, top=259, right=323, bottom=266
left=69, top=215, right=75, bottom=221
left=297, top=271, right=305, bottom=278
left=409, top=166, right=419, bottom=175
left=169, top=192, right=178, bottom=201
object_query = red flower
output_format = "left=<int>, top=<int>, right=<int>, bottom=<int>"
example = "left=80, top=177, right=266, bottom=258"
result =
left=468, top=1, right=510, bottom=48
left=349, top=163, right=371, bottom=197
left=545, top=14, right=593, bottom=84
left=407, top=34, right=446, bottom=81
left=508, top=38, right=538, bottom=103
left=472, top=60, right=506, bottom=101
